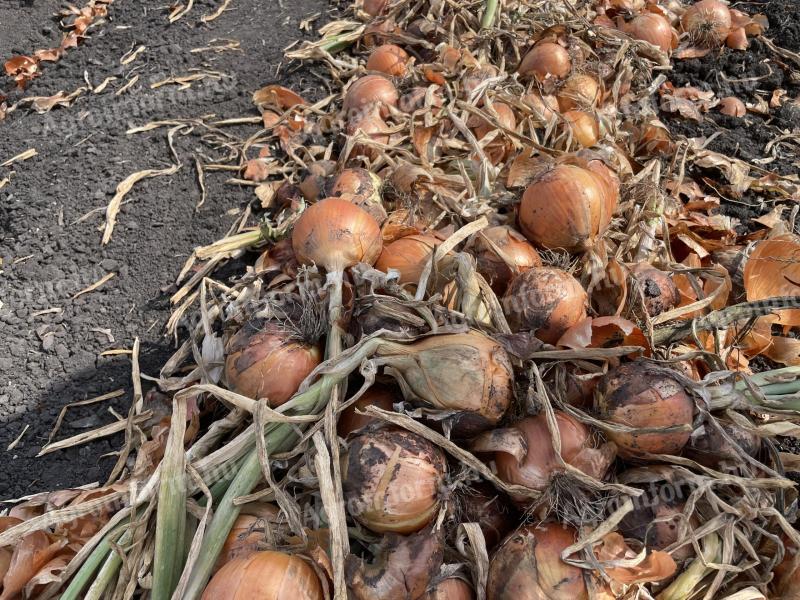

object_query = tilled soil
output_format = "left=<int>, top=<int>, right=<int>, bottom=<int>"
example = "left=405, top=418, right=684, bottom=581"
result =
left=0, top=0, right=327, bottom=499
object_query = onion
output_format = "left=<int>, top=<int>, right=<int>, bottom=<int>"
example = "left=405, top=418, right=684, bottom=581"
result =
left=743, top=235, right=800, bottom=327
left=366, top=44, right=409, bottom=77
left=466, top=225, right=542, bottom=294
left=374, top=234, right=440, bottom=287
left=685, top=418, right=761, bottom=468
left=363, top=18, right=396, bottom=47
left=718, top=96, right=746, bottom=117
left=622, top=13, right=675, bottom=52
left=681, top=0, right=732, bottom=46
left=346, top=107, right=391, bottom=161
left=493, top=412, right=615, bottom=499
left=618, top=493, right=693, bottom=561
left=595, top=360, right=694, bottom=457
left=421, top=578, right=475, bottom=600
left=225, top=321, right=322, bottom=406
left=518, top=42, right=571, bottom=81
left=343, top=429, right=447, bottom=533
left=634, top=119, right=673, bottom=156
left=298, top=160, right=336, bottom=202
left=562, top=110, right=600, bottom=148
left=377, top=331, right=514, bottom=432
left=254, top=238, right=299, bottom=277
left=201, top=551, right=324, bottom=600
left=214, top=509, right=281, bottom=572
left=519, top=164, right=617, bottom=252
left=338, top=384, right=398, bottom=437
left=343, top=74, right=399, bottom=118
left=462, top=64, right=500, bottom=98
left=558, top=74, right=601, bottom=111
left=487, top=522, right=588, bottom=599
left=470, top=102, right=516, bottom=139
left=502, top=267, right=588, bottom=344
left=399, top=86, right=444, bottom=113
left=522, top=92, right=560, bottom=122
left=458, top=486, right=516, bottom=550
left=630, top=263, right=681, bottom=317
left=362, top=0, right=388, bottom=16
left=608, top=0, right=645, bottom=11
left=327, top=168, right=387, bottom=223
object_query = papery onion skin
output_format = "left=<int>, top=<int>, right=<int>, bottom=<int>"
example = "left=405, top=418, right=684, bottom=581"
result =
left=631, top=263, right=681, bottom=317
left=681, top=0, right=732, bottom=46
left=343, top=429, right=447, bottom=534
left=201, top=551, right=324, bottom=600
left=327, top=169, right=387, bottom=223
left=467, top=225, right=542, bottom=294
left=522, top=92, right=560, bottom=122
left=502, top=267, right=588, bottom=344
left=292, top=197, right=383, bottom=271
left=346, top=107, right=392, bottom=161
left=362, top=0, right=388, bottom=16
left=471, top=102, right=516, bottom=139
left=458, top=485, right=516, bottom=550
left=338, top=384, right=398, bottom=437
left=343, top=74, right=399, bottom=118
left=595, top=360, right=694, bottom=457
left=213, top=509, right=281, bottom=572
left=225, top=322, right=322, bottom=407
left=463, top=64, right=500, bottom=98
left=718, top=96, right=746, bottom=117
left=519, top=164, right=616, bottom=252
left=622, top=13, right=675, bottom=52
left=487, top=522, right=589, bottom=600
left=518, top=42, right=571, bottom=81
left=558, top=74, right=601, bottom=111
left=366, top=44, right=409, bottom=76
left=421, top=578, right=475, bottom=600
left=374, top=234, right=440, bottom=286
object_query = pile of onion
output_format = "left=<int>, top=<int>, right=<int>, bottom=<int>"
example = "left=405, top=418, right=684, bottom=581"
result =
left=225, top=321, right=322, bottom=406
left=202, top=551, right=324, bottom=600
left=343, top=428, right=447, bottom=533
left=466, top=225, right=542, bottom=294
left=502, top=267, right=588, bottom=344
left=595, top=360, right=695, bottom=457
left=519, top=163, right=618, bottom=252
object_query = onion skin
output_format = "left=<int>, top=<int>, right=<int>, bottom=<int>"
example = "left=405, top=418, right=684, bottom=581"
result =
left=366, top=44, right=409, bottom=76
left=518, top=42, right=572, bottom=81
left=346, top=107, right=391, bottom=161
left=595, top=361, right=694, bottom=457
left=225, top=322, right=322, bottom=407
left=522, top=92, right=559, bottom=122
left=343, top=429, right=447, bottom=534
left=630, top=263, right=680, bottom=317
left=327, top=169, right=387, bottom=223
left=681, top=0, right=732, bottom=46
left=362, top=0, right=388, bottom=16
left=422, top=578, right=475, bottom=600
left=338, top=384, right=398, bottom=437
left=622, top=13, right=675, bottom=52
left=343, top=74, right=399, bottom=118
left=467, top=225, right=542, bottom=294
left=201, top=551, right=324, bottom=600
left=471, top=102, right=516, bottom=139
left=458, top=485, right=516, bottom=550
left=374, top=234, right=440, bottom=286
left=502, top=267, right=588, bottom=345
left=558, top=74, right=601, bottom=111
left=519, top=164, right=617, bottom=252
left=213, top=509, right=281, bottom=572
left=487, top=522, right=588, bottom=600
left=719, top=96, right=746, bottom=117
left=292, top=197, right=383, bottom=271
left=563, top=110, right=600, bottom=148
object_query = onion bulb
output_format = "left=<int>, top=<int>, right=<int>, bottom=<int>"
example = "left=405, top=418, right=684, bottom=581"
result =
left=518, top=42, right=572, bottom=81
left=343, top=74, right=399, bottom=118
left=470, top=102, right=516, bottom=139
left=462, top=64, right=500, bottom=98
left=298, top=160, right=336, bottom=202
left=292, top=197, right=382, bottom=272
left=202, top=551, right=324, bottom=600
left=346, top=107, right=391, bottom=161
left=421, top=578, right=475, bottom=600
left=343, top=429, right=446, bottom=533
left=622, top=13, right=676, bottom=52
left=519, top=164, right=617, bottom=252
left=458, top=485, right=516, bottom=550
left=618, top=492, right=693, bottom=561
left=595, top=360, right=694, bottom=457
left=502, top=267, right=588, bottom=344
left=685, top=418, right=761, bottom=468
left=630, top=263, right=681, bottom=317
left=338, top=384, right=398, bottom=437
left=487, top=522, right=588, bottom=600
left=328, top=168, right=387, bottom=223
left=558, top=74, right=601, bottom=111
left=522, top=92, right=559, bottom=122
left=681, top=0, right=732, bottom=46
left=214, top=509, right=281, bottom=572
left=562, top=110, right=600, bottom=148
left=366, top=44, right=409, bottom=76
left=718, top=96, right=746, bottom=117
left=493, top=412, right=615, bottom=499
left=362, top=0, right=388, bottom=16
left=374, top=234, right=440, bottom=287
left=467, top=225, right=542, bottom=294
left=225, top=322, right=322, bottom=406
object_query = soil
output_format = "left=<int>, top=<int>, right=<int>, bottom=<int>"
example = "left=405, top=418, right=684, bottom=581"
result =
left=0, top=0, right=329, bottom=499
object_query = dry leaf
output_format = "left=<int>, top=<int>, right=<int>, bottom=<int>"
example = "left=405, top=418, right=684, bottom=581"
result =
left=595, top=532, right=677, bottom=585
left=0, top=531, right=67, bottom=600
left=252, top=85, right=307, bottom=110
left=557, top=316, right=649, bottom=355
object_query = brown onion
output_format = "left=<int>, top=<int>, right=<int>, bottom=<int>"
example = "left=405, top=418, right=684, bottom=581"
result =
left=399, top=86, right=444, bottom=113
left=558, top=74, right=601, bottom=111
left=595, top=360, right=694, bottom=457
left=471, top=102, right=516, bottom=139
left=681, top=0, right=732, bottom=46
left=202, top=551, right=324, bottom=600
left=225, top=322, right=322, bottom=406
left=502, top=267, right=588, bottom=344
left=618, top=493, right=693, bottom=561
left=327, top=168, right=387, bottom=223
left=718, top=96, right=746, bottom=117
left=298, top=160, right=336, bottom=202
left=343, top=74, right=399, bottom=118
left=493, top=412, right=615, bottom=499
left=462, top=64, right=500, bottom=98
left=343, top=429, right=446, bottom=533
left=487, top=522, right=588, bottom=600
left=346, top=107, right=391, bottom=161
left=214, top=509, right=281, bottom=572
left=522, top=92, right=560, bottom=122
left=685, top=418, right=761, bottom=468
left=458, top=486, right=516, bottom=550
left=630, top=263, right=681, bottom=317
left=292, top=197, right=383, bottom=272
left=422, top=578, right=475, bottom=600
left=622, top=13, right=675, bottom=52
left=338, top=384, right=398, bottom=437
left=519, top=164, right=617, bottom=252
left=366, top=44, right=409, bottom=77
left=362, top=0, right=388, bottom=16
left=374, top=234, right=440, bottom=286
left=518, top=42, right=572, bottom=81
left=563, top=110, right=600, bottom=148
left=467, top=225, right=542, bottom=294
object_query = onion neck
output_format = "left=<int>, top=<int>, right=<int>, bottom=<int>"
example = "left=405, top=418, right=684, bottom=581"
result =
left=706, top=366, right=800, bottom=411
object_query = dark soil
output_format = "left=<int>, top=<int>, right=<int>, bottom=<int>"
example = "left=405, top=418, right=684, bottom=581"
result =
left=0, top=0, right=328, bottom=499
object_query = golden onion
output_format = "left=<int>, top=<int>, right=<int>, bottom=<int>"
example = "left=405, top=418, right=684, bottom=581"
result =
left=366, top=44, right=409, bottom=76
left=518, top=42, right=571, bottom=81
left=467, top=225, right=542, bottom=294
